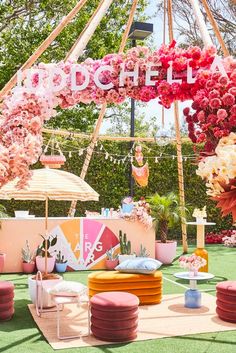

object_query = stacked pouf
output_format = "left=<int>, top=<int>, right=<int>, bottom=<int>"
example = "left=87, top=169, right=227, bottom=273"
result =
left=88, top=271, right=162, bottom=305
left=0, top=281, right=15, bottom=321
left=216, top=281, right=236, bottom=323
left=90, top=291, right=139, bottom=342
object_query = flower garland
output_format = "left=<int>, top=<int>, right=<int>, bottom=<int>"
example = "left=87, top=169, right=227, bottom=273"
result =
left=184, top=62, right=236, bottom=154
left=0, top=41, right=235, bottom=191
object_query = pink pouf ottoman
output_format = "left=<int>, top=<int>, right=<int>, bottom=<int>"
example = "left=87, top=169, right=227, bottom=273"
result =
left=90, top=291, right=139, bottom=342
left=216, top=281, right=236, bottom=323
left=0, top=281, right=14, bottom=321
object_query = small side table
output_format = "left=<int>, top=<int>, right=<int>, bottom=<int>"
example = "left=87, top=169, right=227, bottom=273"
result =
left=51, top=294, right=90, bottom=340
left=174, top=272, right=214, bottom=308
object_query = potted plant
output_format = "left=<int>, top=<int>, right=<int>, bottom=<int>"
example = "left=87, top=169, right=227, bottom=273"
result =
left=118, top=230, right=136, bottom=263
left=0, top=204, right=9, bottom=272
left=148, top=192, right=183, bottom=264
left=136, top=244, right=150, bottom=258
left=28, top=234, right=62, bottom=308
left=21, top=240, right=36, bottom=273
left=105, top=247, right=119, bottom=270
left=35, top=234, right=57, bottom=273
left=55, top=251, right=68, bottom=273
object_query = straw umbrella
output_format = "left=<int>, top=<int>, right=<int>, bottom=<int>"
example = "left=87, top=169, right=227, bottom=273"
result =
left=0, top=168, right=99, bottom=275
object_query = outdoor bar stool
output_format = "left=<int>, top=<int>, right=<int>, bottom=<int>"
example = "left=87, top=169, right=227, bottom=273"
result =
left=49, top=281, right=90, bottom=340
left=90, top=291, right=139, bottom=342
left=0, top=281, right=15, bottom=321
left=216, top=281, right=236, bottom=323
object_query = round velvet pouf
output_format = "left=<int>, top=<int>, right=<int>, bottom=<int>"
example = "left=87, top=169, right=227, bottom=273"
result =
left=0, top=281, right=15, bottom=321
left=90, top=291, right=139, bottom=342
left=216, top=281, right=236, bottom=323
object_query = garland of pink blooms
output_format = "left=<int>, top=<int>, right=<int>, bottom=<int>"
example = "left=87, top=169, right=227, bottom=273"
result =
left=0, top=41, right=235, bottom=190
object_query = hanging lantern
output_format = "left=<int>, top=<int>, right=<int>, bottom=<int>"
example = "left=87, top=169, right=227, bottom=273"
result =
left=39, top=154, right=66, bottom=169
left=154, top=128, right=172, bottom=146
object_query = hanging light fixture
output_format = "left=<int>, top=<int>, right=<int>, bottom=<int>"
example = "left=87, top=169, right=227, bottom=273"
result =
left=154, top=127, right=172, bottom=146
left=40, top=137, right=66, bottom=168
left=154, top=106, right=172, bottom=146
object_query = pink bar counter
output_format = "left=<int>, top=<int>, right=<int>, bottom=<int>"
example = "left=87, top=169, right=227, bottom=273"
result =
left=0, top=217, right=155, bottom=273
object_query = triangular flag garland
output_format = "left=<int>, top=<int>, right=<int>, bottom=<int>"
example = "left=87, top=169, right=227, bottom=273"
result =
left=42, top=139, right=197, bottom=166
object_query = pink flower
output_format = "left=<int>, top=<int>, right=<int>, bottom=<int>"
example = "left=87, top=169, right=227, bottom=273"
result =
left=229, top=105, right=236, bottom=115
left=222, top=93, right=235, bottom=106
left=229, top=87, right=236, bottom=96
left=218, top=75, right=229, bottom=86
left=209, top=98, right=221, bottom=109
left=197, top=110, right=205, bottom=122
left=217, top=109, right=228, bottom=121
left=209, top=89, right=220, bottom=99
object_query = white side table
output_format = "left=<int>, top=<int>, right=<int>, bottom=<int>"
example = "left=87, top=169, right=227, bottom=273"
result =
left=51, top=294, right=90, bottom=340
left=174, top=272, right=214, bottom=308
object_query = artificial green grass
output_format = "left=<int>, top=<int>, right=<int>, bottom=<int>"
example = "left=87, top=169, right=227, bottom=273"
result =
left=0, top=245, right=235, bottom=353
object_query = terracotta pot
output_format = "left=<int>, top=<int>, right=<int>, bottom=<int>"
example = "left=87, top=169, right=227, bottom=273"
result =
left=28, top=275, right=63, bottom=308
left=155, top=240, right=177, bottom=264
left=105, top=259, right=119, bottom=270
left=0, top=253, right=6, bottom=273
left=36, top=256, right=55, bottom=273
left=22, top=262, right=35, bottom=274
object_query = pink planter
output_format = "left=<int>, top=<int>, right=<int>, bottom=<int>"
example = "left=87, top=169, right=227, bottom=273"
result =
left=105, top=259, right=119, bottom=270
left=36, top=256, right=55, bottom=273
left=155, top=241, right=177, bottom=264
left=0, top=253, right=6, bottom=273
left=22, top=262, right=35, bottom=274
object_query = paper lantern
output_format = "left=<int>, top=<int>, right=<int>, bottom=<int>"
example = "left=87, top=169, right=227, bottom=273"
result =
left=39, top=154, right=66, bottom=169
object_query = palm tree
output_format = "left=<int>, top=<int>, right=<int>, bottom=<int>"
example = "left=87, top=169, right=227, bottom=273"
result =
left=147, top=193, right=183, bottom=243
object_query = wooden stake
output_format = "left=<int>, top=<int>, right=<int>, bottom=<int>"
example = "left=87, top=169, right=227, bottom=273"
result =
left=68, top=0, right=139, bottom=216
left=201, top=0, right=230, bottom=57
left=188, top=0, right=213, bottom=47
left=42, top=127, right=190, bottom=143
left=0, top=0, right=89, bottom=101
left=167, top=0, right=188, bottom=253
left=66, top=0, right=114, bottom=61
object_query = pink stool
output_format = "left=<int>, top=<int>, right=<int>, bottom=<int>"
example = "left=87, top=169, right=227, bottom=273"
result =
left=0, top=281, right=14, bottom=321
left=90, top=291, right=139, bottom=342
left=216, top=281, right=236, bottom=323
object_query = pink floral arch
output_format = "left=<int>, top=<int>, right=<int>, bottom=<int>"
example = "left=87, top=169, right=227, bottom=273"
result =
left=0, top=41, right=236, bottom=217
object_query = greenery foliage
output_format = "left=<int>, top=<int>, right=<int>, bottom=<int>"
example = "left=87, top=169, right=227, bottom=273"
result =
left=119, top=230, right=131, bottom=255
left=36, top=234, right=57, bottom=258
left=1, top=141, right=233, bottom=240
left=147, top=192, right=183, bottom=243
left=56, top=250, right=67, bottom=264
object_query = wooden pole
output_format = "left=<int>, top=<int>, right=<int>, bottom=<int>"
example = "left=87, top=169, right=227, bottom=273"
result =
left=201, top=0, right=230, bottom=57
left=188, top=0, right=213, bottom=47
left=42, top=126, right=191, bottom=143
left=45, top=196, right=48, bottom=276
left=68, top=0, right=139, bottom=216
left=167, top=0, right=188, bottom=253
left=66, top=0, right=114, bottom=61
left=0, top=0, right=89, bottom=101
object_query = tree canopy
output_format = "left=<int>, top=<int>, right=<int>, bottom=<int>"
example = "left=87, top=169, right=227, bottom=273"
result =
left=0, top=0, right=147, bottom=131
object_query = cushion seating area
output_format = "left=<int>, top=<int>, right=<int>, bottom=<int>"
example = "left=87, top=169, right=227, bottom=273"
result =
left=88, top=271, right=162, bottom=305
left=90, top=291, right=139, bottom=342
left=0, top=281, right=14, bottom=321
left=216, top=281, right=236, bottom=323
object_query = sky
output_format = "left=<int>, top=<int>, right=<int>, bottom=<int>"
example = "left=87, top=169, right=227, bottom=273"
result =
left=100, top=0, right=189, bottom=134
